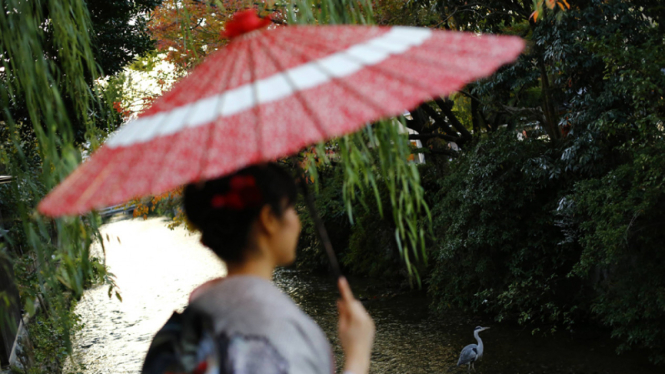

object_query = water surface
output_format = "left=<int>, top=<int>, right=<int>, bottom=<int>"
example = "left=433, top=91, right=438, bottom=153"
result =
left=68, top=218, right=659, bottom=374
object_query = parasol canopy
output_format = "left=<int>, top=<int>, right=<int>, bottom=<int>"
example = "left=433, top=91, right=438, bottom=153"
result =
left=38, top=10, right=524, bottom=217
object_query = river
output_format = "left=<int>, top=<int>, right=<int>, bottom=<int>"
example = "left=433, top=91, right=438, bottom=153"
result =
left=67, top=217, right=660, bottom=374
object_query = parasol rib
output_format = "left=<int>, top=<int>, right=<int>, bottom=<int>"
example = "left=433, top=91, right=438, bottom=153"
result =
left=152, top=41, right=252, bottom=191
left=280, top=29, right=522, bottom=84
left=256, top=34, right=329, bottom=139
left=194, top=42, right=249, bottom=181
left=248, top=37, right=264, bottom=160
left=262, top=31, right=390, bottom=126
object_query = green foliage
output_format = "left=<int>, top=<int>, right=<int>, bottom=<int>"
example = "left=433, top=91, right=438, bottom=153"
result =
left=89, top=0, right=162, bottom=77
left=287, top=0, right=375, bottom=25
left=291, top=0, right=665, bottom=364
left=421, top=1, right=665, bottom=364
left=429, top=131, right=583, bottom=330
left=0, top=1, right=159, bottom=146
left=296, top=162, right=416, bottom=280
left=289, top=0, right=665, bottom=365
left=428, top=127, right=665, bottom=363
left=11, top=250, right=106, bottom=373
left=0, top=0, right=152, bottom=370
left=25, top=300, right=80, bottom=374
left=570, top=144, right=665, bottom=362
left=296, top=165, right=351, bottom=272
left=337, top=121, right=431, bottom=283
left=344, top=186, right=404, bottom=279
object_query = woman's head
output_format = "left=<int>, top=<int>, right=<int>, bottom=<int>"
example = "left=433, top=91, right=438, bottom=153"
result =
left=183, top=163, right=300, bottom=266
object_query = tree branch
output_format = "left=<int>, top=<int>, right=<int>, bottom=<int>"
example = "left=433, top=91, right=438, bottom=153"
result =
left=404, top=106, right=429, bottom=133
left=427, top=148, right=458, bottom=157
left=409, top=133, right=459, bottom=142
left=471, top=97, right=480, bottom=135
left=501, top=105, right=546, bottom=122
left=420, top=103, right=460, bottom=139
left=459, top=90, right=484, bottom=104
left=434, top=98, right=473, bottom=140
left=537, top=56, right=562, bottom=140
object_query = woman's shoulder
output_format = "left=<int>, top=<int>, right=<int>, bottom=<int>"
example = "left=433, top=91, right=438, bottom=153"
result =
left=191, top=276, right=322, bottom=337
left=193, top=275, right=298, bottom=313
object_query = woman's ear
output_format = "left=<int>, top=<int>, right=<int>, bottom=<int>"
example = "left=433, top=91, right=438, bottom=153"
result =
left=257, top=204, right=279, bottom=235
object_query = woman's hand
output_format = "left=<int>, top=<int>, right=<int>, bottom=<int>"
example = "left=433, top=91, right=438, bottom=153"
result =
left=337, top=277, right=375, bottom=374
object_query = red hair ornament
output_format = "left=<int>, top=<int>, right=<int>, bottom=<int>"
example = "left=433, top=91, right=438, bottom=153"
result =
left=211, top=175, right=262, bottom=210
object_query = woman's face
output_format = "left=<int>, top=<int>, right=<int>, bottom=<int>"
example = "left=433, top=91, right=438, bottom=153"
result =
left=271, top=204, right=301, bottom=266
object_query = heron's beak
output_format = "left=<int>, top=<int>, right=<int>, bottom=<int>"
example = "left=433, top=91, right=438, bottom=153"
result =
left=483, top=327, right=491, bottom=331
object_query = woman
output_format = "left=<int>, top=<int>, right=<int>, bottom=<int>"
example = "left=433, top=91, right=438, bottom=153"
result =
left=142, top=163, right=375, bottom=374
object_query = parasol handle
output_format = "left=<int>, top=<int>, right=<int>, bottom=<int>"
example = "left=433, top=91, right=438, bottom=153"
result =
left=293, top=159, right=342, bottom=280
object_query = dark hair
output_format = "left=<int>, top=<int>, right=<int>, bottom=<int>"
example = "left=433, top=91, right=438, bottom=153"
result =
left=183, top=163, right=298, bottom=263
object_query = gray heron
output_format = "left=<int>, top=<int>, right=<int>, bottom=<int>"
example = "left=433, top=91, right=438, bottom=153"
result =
left=457, top=326, right=490, bottom=372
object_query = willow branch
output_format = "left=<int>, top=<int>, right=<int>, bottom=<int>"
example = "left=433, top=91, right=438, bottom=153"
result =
left=409, top=133, right=459, bottom=142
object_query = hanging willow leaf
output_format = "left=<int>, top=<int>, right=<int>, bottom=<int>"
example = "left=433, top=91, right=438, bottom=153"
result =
left=307, top=116, right=432, bottom=283
left=0, top=0, right=121, bottom=358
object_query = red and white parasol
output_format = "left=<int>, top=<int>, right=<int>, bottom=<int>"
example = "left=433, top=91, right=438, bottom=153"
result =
left=38, top=10, right=524, bottom=217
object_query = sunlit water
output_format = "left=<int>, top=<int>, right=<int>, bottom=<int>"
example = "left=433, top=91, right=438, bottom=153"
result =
left=67, top=217, right=660, bottom=374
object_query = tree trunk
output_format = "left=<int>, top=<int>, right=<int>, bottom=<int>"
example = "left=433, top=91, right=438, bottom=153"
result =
left=538, top=57, right=562, bottom=140
left=471, top=97, right=480, bottom=137
left=0, top=257, right=21, bottom=366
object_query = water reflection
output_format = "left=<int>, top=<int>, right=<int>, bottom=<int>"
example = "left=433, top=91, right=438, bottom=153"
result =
left=68, top=218, right=225, bottom=373
left=278, top=269, right=661, bottom=374
left=68, top=218, right=659, bottom=374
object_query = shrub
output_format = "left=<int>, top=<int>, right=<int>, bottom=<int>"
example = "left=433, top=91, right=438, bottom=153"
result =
left=296, top=166, right=351, bottom=272
left=296, top=164, right=414, bottom=280
left=429, top=131, right=584, bottom=331
left=570, top=143, right=665, bottom=363
left=343, top=184, right=406, bottom=280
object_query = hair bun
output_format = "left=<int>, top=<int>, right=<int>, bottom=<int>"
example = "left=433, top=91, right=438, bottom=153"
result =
left=183, top=163, right=297, bottom=263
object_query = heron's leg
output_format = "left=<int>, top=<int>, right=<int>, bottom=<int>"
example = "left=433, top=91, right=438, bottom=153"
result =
left=467, top=363, right=471, bottom=373
left=472, top=362, right=476, bottom=372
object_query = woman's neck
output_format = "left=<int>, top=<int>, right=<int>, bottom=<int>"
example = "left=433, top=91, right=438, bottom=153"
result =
left=226, top=257, right=275, bottom=280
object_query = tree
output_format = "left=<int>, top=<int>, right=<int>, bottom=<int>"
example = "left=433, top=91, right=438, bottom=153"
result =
left=90, top=0, right=163, bottom=76
left=148, top=0, right=232, bottom=72
left=380, top=0, right=571, bottom=146
left=147, top=0, right=286, bottom=72
left=1, top=0, right=162, bottom=145
left=420, top=0, right=665, bottom=363
left=0, top=0, right=164, bottom=370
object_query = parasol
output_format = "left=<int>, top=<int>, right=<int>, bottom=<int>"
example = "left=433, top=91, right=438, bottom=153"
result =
left=38, top=10, right=524, bottom=274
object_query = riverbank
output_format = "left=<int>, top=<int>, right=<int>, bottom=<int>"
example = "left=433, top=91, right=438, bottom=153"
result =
left=67, top=217, right=661, bottom=373
left=7, top=253, right=97, bottom=373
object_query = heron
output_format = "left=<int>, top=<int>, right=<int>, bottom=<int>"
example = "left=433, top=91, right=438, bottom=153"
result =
left=457, top=326, right=490, bottom=372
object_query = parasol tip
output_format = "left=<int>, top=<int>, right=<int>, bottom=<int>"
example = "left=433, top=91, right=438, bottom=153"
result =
left=223, top=9, right=272, bottom=39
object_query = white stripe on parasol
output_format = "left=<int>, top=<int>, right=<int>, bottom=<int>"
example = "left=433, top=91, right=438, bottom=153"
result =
left=107, top=27, right=432, bottom=148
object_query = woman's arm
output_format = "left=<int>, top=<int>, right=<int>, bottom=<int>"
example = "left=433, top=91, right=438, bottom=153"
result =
left=337, top=277, right=375, bottom=374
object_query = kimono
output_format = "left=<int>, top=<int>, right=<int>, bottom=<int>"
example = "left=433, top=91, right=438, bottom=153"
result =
left=142, top=276, right=334, bottom=374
